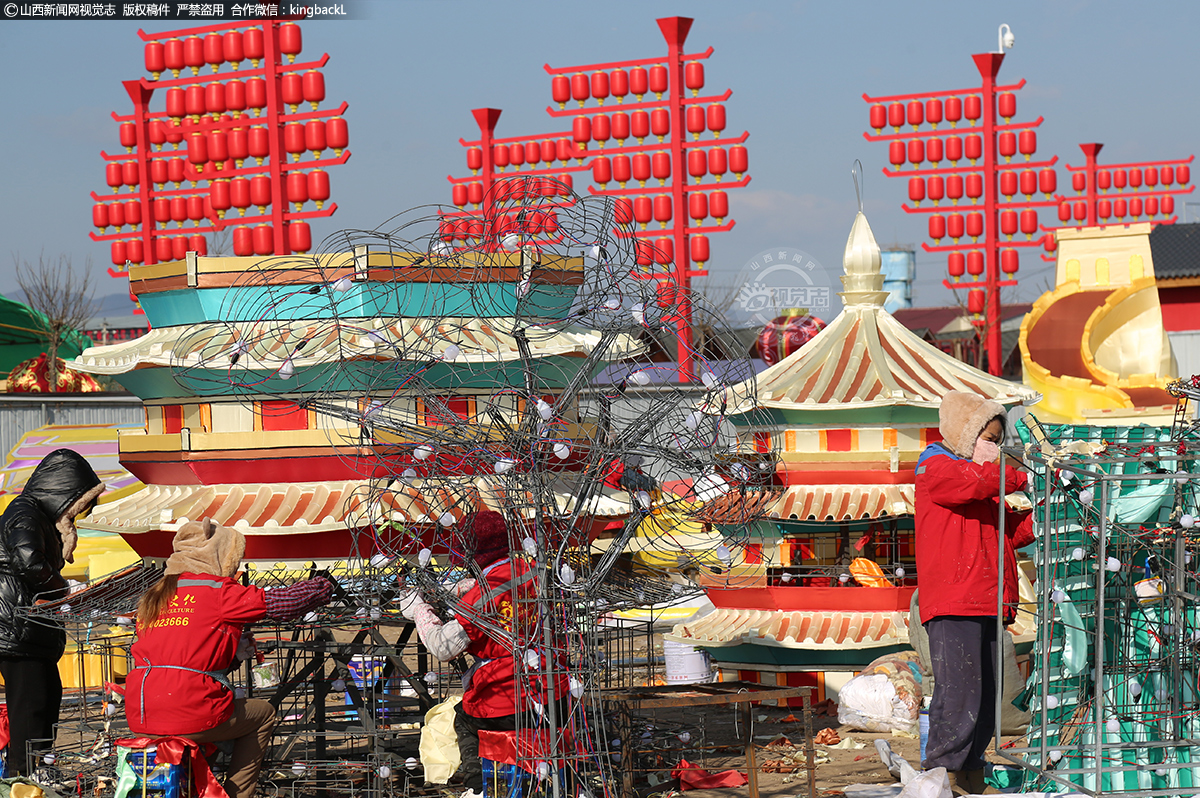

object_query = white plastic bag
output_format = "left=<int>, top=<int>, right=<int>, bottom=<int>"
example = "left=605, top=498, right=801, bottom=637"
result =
left=837, top=673, right=917, bottom=734
left=897, top=767, right=951, bottom=798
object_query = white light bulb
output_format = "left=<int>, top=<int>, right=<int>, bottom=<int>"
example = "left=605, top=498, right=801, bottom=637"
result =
left=304, top=611, right=318, bottom=623
left=839, top=573, right=850, bottom=583
left=1049, top=750, right=1063, bottom=763
left=367, top=330, right=387, bottom=345
left=424, top=671, right=439, bottom=685
left=1045, top=695, right=1060, bottom=709
left=589, top=244, right=602, bottom=260
left=537, top=762, right=550, bottom=781
left=631, top=302, right=646, bottom=324
left=1079, top=489, right=1094, bottom=505
left=701, top=371, right=716, bottom=388
left=1156, top=767, right=1168, bottom=777
left=553, top=443, right=571, bottom=459
left=560, top=564, right=576, bottom=585
left=1071, top=547, right=1085, bottom=561
left=405, top=758, right=419, bottom=771
left=1060, top=471, right=1073, bottom=485
left=716, top=545, right=731, bottom=565
left=895, top=566, right=906, bottom=578
left=536, top=399, right=553, bottom=420
left=370, top=607, right=382, bottom=620
left=494, top=458, right=515, bottom=474
left=635, top=491, right=652, bottom=509
left=443, top=344, right=461, bottom=362
left=378, top=765, right=392, bottom=778
left=1175, top=470, right=1191, bottom=483
left=684, top=410, right=703, bottom=430
left=418, top=548, right=432, bottom=567
left=781, top=573, right=794, bottom=583
left=414, top=445, right=434, bottom=461
left=278, top=359, right=294, bottom=380
left=1129, top=679, right=1142, bottom=698
left=569, top=676, right=585, bottom=698
left=502, top=233, right=521, bottom=250
left=1182, top=514, right=1195, bottom=529
left=631, top=369, right=651, bottom=386
left=604, top=296, right=621, bottom=311
left=370, top=553, right=390, bottom=568
left=1051, top=589, right=1067, bottom=604
left=438, top=512, right=456, bottom=527
left=116, top=615, right=133, bottom=626
left=105, top=702, right=117, bottom=716
left=525, top=649, right=541, bottom=668
left=678, top=732, right=691, bottom=744
left=522, top=537, right=538, bottom=555
left=291, top=762, right=306, bottom=775
left=694, top=473, right=730, bottom=502
left=1106, top=557, right=1121, bottom=572
left=402, top=468, right=417, bottom=480
left=332, top=678, right=346, bottom=692
left=1106, top=718, right=1120, bottom=734
left=332, top=277, right=352, bottom=293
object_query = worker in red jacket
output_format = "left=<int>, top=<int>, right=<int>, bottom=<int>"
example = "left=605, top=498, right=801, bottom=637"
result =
left=126, top=519, right=332, bottom=798
left=915, top=391, right=1032, bottom=795
left=400, top=511, right=571, bottom=798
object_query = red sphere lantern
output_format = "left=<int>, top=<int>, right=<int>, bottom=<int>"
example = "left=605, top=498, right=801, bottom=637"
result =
left=948, top=213, right=965, bottom=241
left=126, top=239, right=144, bottom=265
left=686, top=106, right=705, bottom=139
left=1177, top=165, right=1190, bottom=185
left=1144, top=167, right=1159, bottom=188
left=906, top=100, right=923, bottom=129
left=654, top=237, right=674, bottom=265
left=869, top=104, right=887, bottom=133
left=689, top=192, right=708, bottom=223
left=592, top=155, right=612, bottom=186
left=1163, top=195, right=1176, bottom=215
left=966, top=251, right=984, bottom=277
left=1001, top=249, right=1019, bottom=274
left=908, top=139, right=925, bottom=166
left=279, top=23, right=302, bottom=62
left=945, top=96, right=963, bottom=126
left=965, top=134, right=982, bottom=163
left=246, top=77, right=267, bottom=114
left=652, top=151, right=671, bottom=182
left=632, top=153, right=651, bottom=185
left=927, top=137, right=943, bottom=165
left=630, top=110, right=650, bottom=143
left=650, top=108, right=670, bottom=140
left=948, top=251, right=965, bottom=278
left=592, top=114, right=612, bottom=147
left=633, top=196, right=653, bottom=227
left=1130, top=197, right=1144, bottom=217
left=1020, top=209, right=1038, bottom=237
left=1146, top=196, right=1160, bottom=216
left=1039, top=168, right=1057, bottom=197
left=998, top=132, right=1017, bottom=162
left=203, top=33, right=223, bottom=70
left=164, top=38, right=185, bottom=76
left=629, top=66, right=648, bottom=99
left=967, top=289, right=985, bottom=315
left=1019, top=169, right=1037, bottom=198
left=685, top=61, right=705, bottom=95
left=253, top=224, right=274, bottom=256
left=223, top=31, right=244, bottom=65
left=302, top=71, right=325, bottom=111
left=289, top=221, right=312, bottom=254
left=613, top=155, right=632, bottom=185
left=250, top=175, right=272, bottom=210
left=610, top=69, right=629, bottom=102
left=964, top=96, right=982, bottom=123
left=1114, top=198, right=1128, bottom=218
left=124, top=199, right=141, bottom=225
left=925, top=98, right=943, bottom=127
left=326, top=118, right=349, bottom=155
left=572, top=116, right=592, bottom=146
left=928, top=214, right=946, bottom=241
left=233, top=226, right=253, bottom=256
left=466, top=181, right=483, bottom=206
left=966, top=212, right=984, bottom=239
left=1073, top=201, right=1087, bottom=221
left=110, top=240, right=127, bottom=266
left=1058, top=202, right=1071, bottom=222
left=710, top=190, right=729, bottom=222
left=946, top=135, right=963, bottom=164
left=756, top=311, right=827, bottom=366
left=889, top=141, right=906, bottom=169
left=145, top=41, right=165, bottom=78
left=614, top=197, right=634, bottom=225
left=93, top=203, right=110, bottom=230
left=998, top=92, right=1016, bottom=121
left=649, top=65, right=668, bottom=97
left=1000, top=210, right=1017, bottom=238
left=690, top=234, right=710, bottom=265
left=1097, top=199, right=1112, bottom=220
left=965, top=174, right=983, bottom=202
left=591, top=70, right=610, bottom=104
left=225, top=80, right=246, bottom=114
left=183, top=36, right=205, bottom=75
left=688, top=149, right=707, bottom=181
left=1072, top=172, right=1086, bottom=193
left=109, top=202, right=126, bottom=228
left=653, top=194, right=673, bottom=225
left=1018, top=130, right=1036, bottom=161
left=887, top=102, right=905, bottom=131
left=908, top=177, right=926, bottom=204
left=1000, top=171, right=1017, bottom=198
left=552, top=75, right=570, bottom=108
left=927, top=175, right=945, bottom=204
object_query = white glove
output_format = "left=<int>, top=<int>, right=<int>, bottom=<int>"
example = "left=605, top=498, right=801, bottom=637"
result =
left=397, top=590, right=428, bottom=621
left=451, top=578, right=477, bottom=597
left=235, top=634, right=257, bottom=662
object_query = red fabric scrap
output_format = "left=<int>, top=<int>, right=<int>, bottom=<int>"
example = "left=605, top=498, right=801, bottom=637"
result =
left=671, top=758, right=748, bottom=790
left=117, top=736, right=226, bottom=798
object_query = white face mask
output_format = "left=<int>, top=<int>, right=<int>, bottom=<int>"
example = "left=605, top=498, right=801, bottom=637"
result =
left=973, top=437, right=1000, bottom=465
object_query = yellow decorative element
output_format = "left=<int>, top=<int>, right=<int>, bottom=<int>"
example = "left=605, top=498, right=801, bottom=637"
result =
left=1065, top=259, right=1081, bottom=282
left=883, top=429, right=898, bottom=449
left=1130, top=253, right=1144, bottom=281
left=785, top=429, right=796, bottom=452
left=1095, top=257, right=1110, bottom=286
left=1080, top=277, right=1176, bottom=386
left=849, top=557, right=891, bottom=588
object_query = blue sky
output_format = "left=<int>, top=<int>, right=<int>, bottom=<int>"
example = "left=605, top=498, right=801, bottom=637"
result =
left=1, top=0, right=1197, bottom=325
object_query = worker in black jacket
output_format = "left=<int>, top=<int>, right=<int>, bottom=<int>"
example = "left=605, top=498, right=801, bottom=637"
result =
left=0, top=448, right=104, bottom=775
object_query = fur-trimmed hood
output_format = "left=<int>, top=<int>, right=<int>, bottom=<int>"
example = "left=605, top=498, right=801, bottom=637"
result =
left=20, top=448, right=105, bottom=564
left=938, top=390, right=1007, bottom=459
left=164, top=518, right=246, bottom=578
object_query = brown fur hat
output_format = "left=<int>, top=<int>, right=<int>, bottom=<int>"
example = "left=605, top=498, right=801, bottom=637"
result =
left=938, top=390, right=1007, bottom=459
left=164, top=517, right=246, bottom=578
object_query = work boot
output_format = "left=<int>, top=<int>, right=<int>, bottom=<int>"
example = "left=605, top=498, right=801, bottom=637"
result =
left=948, top=770, right=972, bottom=796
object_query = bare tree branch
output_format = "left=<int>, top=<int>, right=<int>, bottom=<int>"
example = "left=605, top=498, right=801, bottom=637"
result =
left=13, top=252, right=98, bottom=392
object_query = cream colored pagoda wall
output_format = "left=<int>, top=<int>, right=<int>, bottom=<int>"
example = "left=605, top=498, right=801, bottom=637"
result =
left=1054, top=223, right=1155, bottom=289
left=210, top=402, right=254, bottom=433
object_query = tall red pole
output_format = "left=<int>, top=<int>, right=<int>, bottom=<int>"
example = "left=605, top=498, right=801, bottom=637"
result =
left=472, top=108, right=502, bottom=226
left=262, top=21, right=288, bottom=254
left=974, top=53, right=1004, bottom=376
left=123, top=80, right=158, bottom=266
left=659, top=16, right=695, bottom=382
left=1079, top=142, right=1103, bottom=227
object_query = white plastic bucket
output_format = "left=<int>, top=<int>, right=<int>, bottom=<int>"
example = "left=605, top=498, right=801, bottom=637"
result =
left=663, top=639, right=713, bottom=684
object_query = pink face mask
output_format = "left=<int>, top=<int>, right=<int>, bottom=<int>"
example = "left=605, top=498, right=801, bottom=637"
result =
left=973, top=437, right=1000, bottom=465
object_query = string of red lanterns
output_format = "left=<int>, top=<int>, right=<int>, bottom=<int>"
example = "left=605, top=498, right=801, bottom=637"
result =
left=90, top=18, right=351, bottom=283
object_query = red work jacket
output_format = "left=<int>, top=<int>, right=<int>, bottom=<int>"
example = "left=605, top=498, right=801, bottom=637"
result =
left=915, top=444, right=1033, bottom=625
left=456, top=558, right=570, bottom=718
left=126, top=573, right=267, bottom=735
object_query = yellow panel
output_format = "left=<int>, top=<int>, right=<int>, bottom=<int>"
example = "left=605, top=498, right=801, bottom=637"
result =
left=785, top=430, right=796, bottom=452
left=850, top=429, right=860, bottom=451
left=883, top=429, right=898, bottom=448
left=1130, top=253, right=1144, bottom=281
left=1095, top=257, right=1110, bottom=286
left=1065, top=259, right=1080, bottom=282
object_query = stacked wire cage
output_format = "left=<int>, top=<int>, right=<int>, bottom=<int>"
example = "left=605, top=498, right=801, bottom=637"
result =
left=1001, top=417, right=1200, bottom=796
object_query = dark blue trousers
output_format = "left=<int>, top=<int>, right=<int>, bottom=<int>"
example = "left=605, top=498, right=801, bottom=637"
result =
left=923, top=616, right=998, bottom=772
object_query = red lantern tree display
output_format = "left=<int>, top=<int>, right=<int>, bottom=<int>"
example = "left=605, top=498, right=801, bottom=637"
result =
left=1054, top=143, right=1193, bottom=231
left=90, top=18, right=351, bottom=289
left=864, top=52, right=1058, bottom=376
left=444, top=17, right=749, bottom=381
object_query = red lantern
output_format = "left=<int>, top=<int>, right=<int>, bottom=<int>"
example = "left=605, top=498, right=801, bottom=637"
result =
left=302, top=70, right=325, bottom=111
left=1097, top=170, right=1111, bottom=191
left=650, top=108, right=670, bottom=140
left=208, top=130, right=229, bottom=164
left=1129, top=169, right=1143, bottom=189
left=1112, top=169, right=1127, bottom=190
left=246, top=77, right=267, bottom=114
left=684, top=61, right=705, bottom=95
left=652, top=152, right=671, bottom=182
left=690, top=234, right=710, bottom=265
left=507, top=143, right=525, bottom=167
left=998, top=93, right=1016, bottom=120
left=466, top=181, right=483, bottom=206
left=124, top=199, right=141, bottom=225
left=587, top=71, right=609, bottom=105
left=326, top=118, right=349, bottom=155
left=689, top=192, right=708, bottom=222
left=710, top=190, right=729, bottom=222
left=279, top=23, right=301, bottom=62
left=552, top=75, right=570, bottom=107
left=1001, top=249, right=1019, bottom=274
left=233, top=226, right=253, bottom=256
left=189, top=235, right=207, bottom=257
left=243, top=27, right=264, bottom=64
left=688, top=149, right=707, bottom=181
left=1020, top=209, right=1038, bottom=236
left=571, top=73, right=589, bottom=105
left=654, top=237, right=673, bottom=265
left=251, top=175, right=272, bottom=209
left=1144, top=168, right=1159, bottom=188
left=592, top=156, right=612, bottom=186
left=110, top=240, right=127, bottom=266
left=889, top=141, right=906, bottom=169
left=186, top=132, right=208, bottom=165
left=166, top=87, right=186, bottom=120
left=908, top=139, right=925, bottom=166
left=967, top=252, right=984, bottom=277
left=633, top=196, right=653, bottom=227
left=223, top=31, right=244, bottom=65
left=204, top=33, right=223, bottom=70
left=998, top=132, right=1016, bottom=162
left=1073, top=201, right=1087, bottom=221
left=1058, top=202, right=1071, bottom=222
left=964, top=96, right=982, bottom=123
left=284, top=123, right=306, bottom=161
left=126, top=239, right=144, bottom=265
left=946, top=135, right=963, bottom=164
left=572, top=116, right=591, bottom=145
left=289, top=221, right=312, bottom=253
left=164, top=38, right=185, bottom=76
left=966, top=174, right=983, bottom=201
left=965, top=134, right=982, bottom=163
left=464, top=147, right=483, bottom=173
left=908, top=177, right=926, bottom=204
left=632, top=153, right=651, bottom=185
left=708, top=147, right=728, bottom=182
left=187, top=194, right=205, bottom=222
left=888, top=103, right=905, bottom=130
left=592, top=114, right=611, bottom=147
left=966, top=212, right=984, bottom=239
left=1018, top=130, right=1036, bottom=161
left=702, top=104, right=726, bottom=140
left=211, top=180, right=231, bottom=215
left=145, top=41, right=165, bottom=78
left=1162, top=166, right=1175, bottom=186
left=929, top=214, right=946, bottom=241
left=119, top=121, right=137, bottom=151
left=110, top=202, right=126, bottom=228
left=1146, top=196, right=1159, bottom=216
left=450, top=184, right=468, bottom=208
left=1163, top=195, right=1176, bottom=215
left=1000, top=171, right=1017, bottom=198
left=525, top=141, right=541, bottom=165
left=999, top=210, right=1017, bottom=238
left=967, top=289, right=985, bottom=315
left=93, top=204, right=110, bottom=229
left=1130, top=197, right=1144, bottom=217
left=1177, top=165, right=1190, bottom=185
left=303, top=120, right=327, bottom=156
left=614, top=197, right=634, bottom=225
left=253, top=224, right=274, bottom=256
left=926, top=100, right=944, bottom=128
left=630, top=111, right=650, bottom=143
left=927, top=137, right=943, bottom=165
left=183, top=36, right=205, bottom=74
left=630, top=66, right=648, bottom=99
left=170, top=196, right=187, bottom=223
left=928, top=175, right=945, bottom=204
left=609, top=69, right=628, bottom=101
left=1039, top=168, right=1057, bottom=197
left=248, top=127, right=269, bottom=165
left=206, top=83, right=228, bottom=118
left=948, top=251, right=965, bottom=277
left=172, top=236, right=189, bottom=261
left=907, top=100, right=924, bottom=128
left=493, top=145, right=509, bottom=169
left=948, top=213, right=965, bottom=241
left=1114, top=198, right=1128, bottom=218
left=156, top=237, right=173, bottom=263
left=611, top=112, right=630, bottom=144
left=869, top=104, right=887, bottom=132
left=653, top=195, right=672, bottom=225
left=945, top=97, right=962, bottom=126
left=635, top=240, right=653, bottom=266
left=1097, top=199, right=1111, bottom=220
left=613, top=155, right=632, bottom=185
left=1044, top=234, right=1057, bottom=253
left=185, top=85, right=205, bottom=117
left=686, top=106, right=705, bottom=139
left=649, top=65, right=668, bottom=97
left=225, top=80, right=246, bottom=115
left=1070, top=172, right=1087, bottom=193
left=167, top=158, right=185, bottom=185
left=1020, top=170, right=1037, bottom=198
